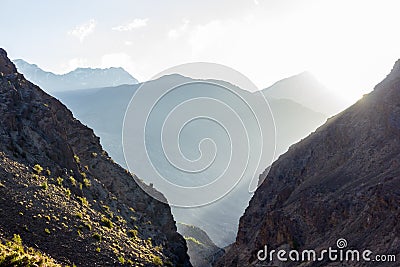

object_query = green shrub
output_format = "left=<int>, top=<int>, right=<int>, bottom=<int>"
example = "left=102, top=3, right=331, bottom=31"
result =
left=77, top=196, right=88, bottom=206
left=69, top=176, right=76, bottom=186
left=0, top=235, right=61, bottom=266
left=146, top=238, right=153, bottom=247
left=116, top=215, right=126, bottom=224
left=184, top=236, right=202, bottom=245
left=12, top=234, right=22, bottom=245
left=118, top=256, right=125, bottom=264
left=56, top=177, right=63, bottom=186
left=151, top=255, right=163, bottom=266
left=41, top=181, right=48, bottom=190
left=83, top=178, right=91, bottom=188
left=33, top=164, right=43, bottom=174
left=65, top=188, right=71, bottom=197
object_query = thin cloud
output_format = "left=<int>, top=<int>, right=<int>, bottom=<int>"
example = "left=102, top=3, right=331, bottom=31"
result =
left=112, top=18, right=149, bottom=31
left=68, top=19, right=96, bottom=42
left=168, top=19, right=190, bottom=40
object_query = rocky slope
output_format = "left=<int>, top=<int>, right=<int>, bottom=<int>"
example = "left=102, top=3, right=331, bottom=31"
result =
left=0, top=48, right=191, bottom=266
left=177, top=223, right=224, bottom=267
left=0, top=233, right=61, bottom=266
left=217, top=61, right=400, bottom=266
left=13, top=59, right=138, bottom=92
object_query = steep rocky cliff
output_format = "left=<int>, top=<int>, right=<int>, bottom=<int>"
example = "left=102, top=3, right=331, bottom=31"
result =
left=217, top=61, right=400, bottom=266
left=0, top=48, right=191, bottom=266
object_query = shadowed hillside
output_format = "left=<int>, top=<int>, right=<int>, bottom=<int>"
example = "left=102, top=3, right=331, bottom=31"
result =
left=0, top=48, right=191, bottom=266
left=217, top=60, right=400, bottom=266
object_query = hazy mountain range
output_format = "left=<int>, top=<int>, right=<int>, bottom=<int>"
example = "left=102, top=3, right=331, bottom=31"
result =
left=11, top=55, right=353, bottom=262
left=45, top=71, right=335, bottom=248
left=13, top=59, right=138, bottom=92
left=261, top=71, right=349, bottom=116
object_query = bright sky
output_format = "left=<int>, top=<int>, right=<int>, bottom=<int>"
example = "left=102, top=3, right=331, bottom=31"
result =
left=1, top=0, right=400, bottom=103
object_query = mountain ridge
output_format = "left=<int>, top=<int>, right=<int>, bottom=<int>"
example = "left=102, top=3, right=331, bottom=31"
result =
left=260, top=71, right=349, bottom=116
left=13, top=59, right=138, bottom=92
left=217, top=59, right=400, bottom=266
left=177, top=223, right=224, bottom=267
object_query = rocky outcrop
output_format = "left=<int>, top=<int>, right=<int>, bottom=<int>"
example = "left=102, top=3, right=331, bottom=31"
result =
left=0, top=48, right=191, bottom=266
left=217, top=60, right=400, bottom=266
left=177, top=223, right=224, bottom=267
left=0, top=49, right=17, bottom=75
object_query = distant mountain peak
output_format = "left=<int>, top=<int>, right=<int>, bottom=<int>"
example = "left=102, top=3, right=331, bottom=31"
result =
left=261, top=71, right=348, bottom=116
left=13, top=58, right=139, bottom=92
left=265, top=71, right=322, bottom=89
left=13, top=58, right=38, bottom=67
